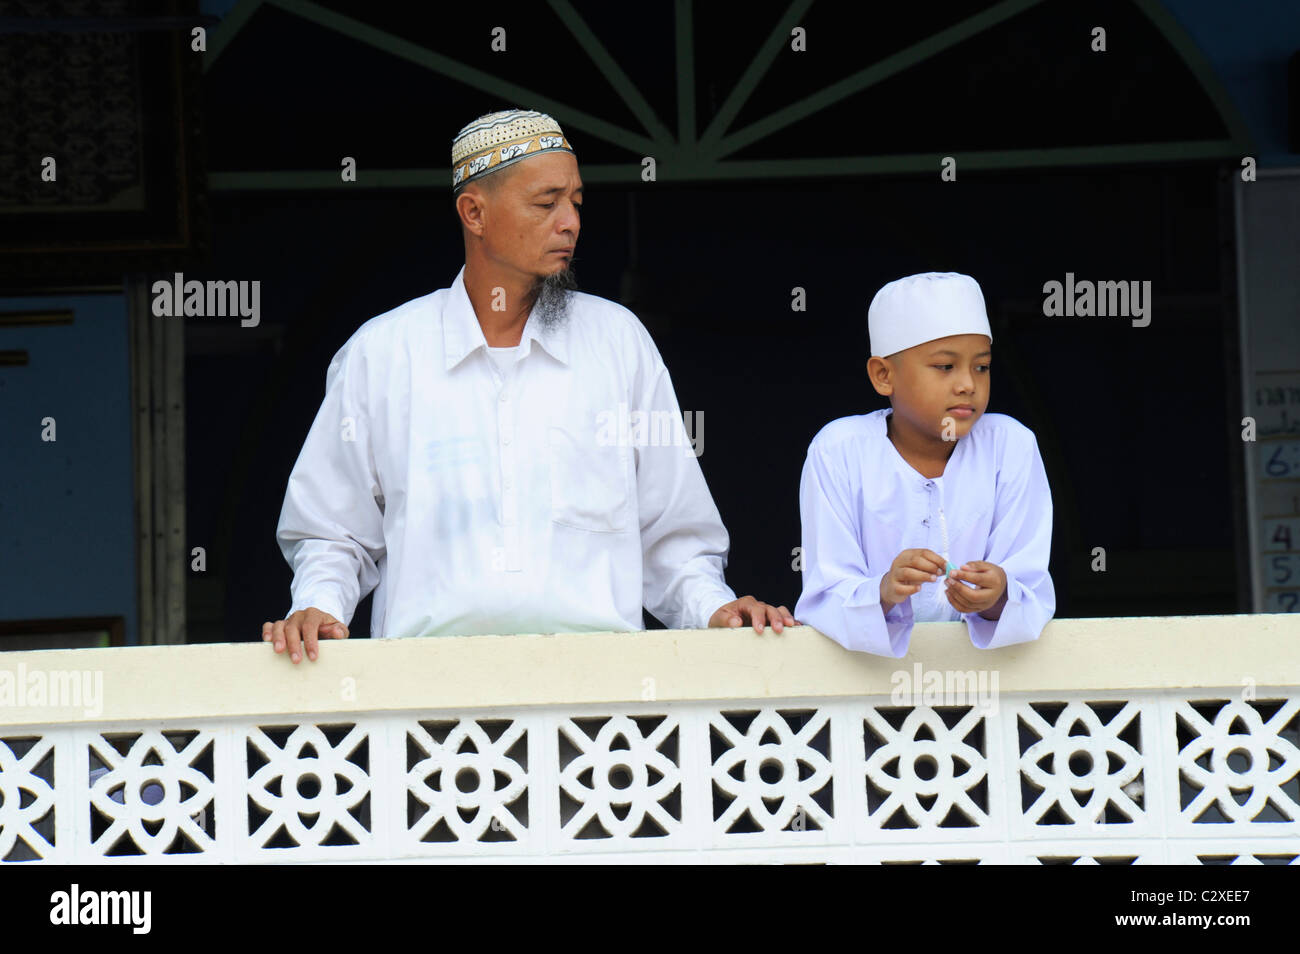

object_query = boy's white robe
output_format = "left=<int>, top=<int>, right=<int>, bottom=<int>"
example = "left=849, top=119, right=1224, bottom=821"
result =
left=795, top=409, right=1055, bottom=657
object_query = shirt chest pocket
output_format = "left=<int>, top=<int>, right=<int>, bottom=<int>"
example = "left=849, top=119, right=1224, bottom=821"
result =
left=548, top=424, right=632, bottom=533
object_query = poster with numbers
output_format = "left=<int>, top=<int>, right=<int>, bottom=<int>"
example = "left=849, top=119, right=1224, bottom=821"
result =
left=1237, top=170, right=1300, bottom=613
left=1252, top=372, right=1300, bottom=612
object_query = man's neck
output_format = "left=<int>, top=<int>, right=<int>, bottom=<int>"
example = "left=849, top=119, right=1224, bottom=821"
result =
left=463, top=259, right=537, bottom=347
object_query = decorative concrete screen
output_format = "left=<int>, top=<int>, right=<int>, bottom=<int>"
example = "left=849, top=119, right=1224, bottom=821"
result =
left=0, top=619, right=1296, bottom=863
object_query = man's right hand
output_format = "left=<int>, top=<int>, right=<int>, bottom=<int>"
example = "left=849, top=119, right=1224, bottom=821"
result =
left=880, top=548, right=948, bottom=612
left=263, top=608, right=349, bottom=664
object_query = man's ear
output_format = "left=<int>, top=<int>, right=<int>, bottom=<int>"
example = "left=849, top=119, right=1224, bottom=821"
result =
left=866, top=355, right=893, bottom=397
left=456, top=188, right=487, bottom=238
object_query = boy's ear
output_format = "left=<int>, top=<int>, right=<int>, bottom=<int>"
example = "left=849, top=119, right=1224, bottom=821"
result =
left=866, top=355, right=893, bottom=397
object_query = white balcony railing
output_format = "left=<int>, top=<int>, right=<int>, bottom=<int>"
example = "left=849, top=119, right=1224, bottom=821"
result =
left=1, top=616, right=1298, bottom=864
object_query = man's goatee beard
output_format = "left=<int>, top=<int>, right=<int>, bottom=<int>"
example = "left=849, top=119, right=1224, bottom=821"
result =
left=532, top=265, right=578, bottom=331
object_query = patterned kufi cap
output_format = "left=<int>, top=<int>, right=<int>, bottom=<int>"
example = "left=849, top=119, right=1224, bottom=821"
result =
left=451, top=109, right=574, bottom=192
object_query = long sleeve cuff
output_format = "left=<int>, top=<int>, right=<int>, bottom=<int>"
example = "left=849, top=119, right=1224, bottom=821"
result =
left=287, top=590, right=349, bottom=626
left=799, top=573, right=916, bottom=658
left=690, top=583, right=739, bottom=631
left=962, top=577, right=1047, bottom=650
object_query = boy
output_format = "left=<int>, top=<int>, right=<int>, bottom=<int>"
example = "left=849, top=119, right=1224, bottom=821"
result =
left=795, top=272, right=1055, bottom=657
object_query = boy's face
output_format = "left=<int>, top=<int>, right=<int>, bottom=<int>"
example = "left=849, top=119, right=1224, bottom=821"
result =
left=869, top=333, right=992, bottom=442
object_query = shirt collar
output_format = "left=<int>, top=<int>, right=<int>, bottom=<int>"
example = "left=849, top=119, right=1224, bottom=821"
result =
left=443, top=265, right=571, bottom=371
left=879, top=408, right=968, bottom=485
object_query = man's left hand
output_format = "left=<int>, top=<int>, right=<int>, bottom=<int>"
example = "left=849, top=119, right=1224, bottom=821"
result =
left=945, top=561, right=1008, bottom=619
left=709, top=596, right=798, bottom=633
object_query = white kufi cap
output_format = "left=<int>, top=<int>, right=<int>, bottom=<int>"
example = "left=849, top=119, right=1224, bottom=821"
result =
left=868, top=272, right=992, bottom=358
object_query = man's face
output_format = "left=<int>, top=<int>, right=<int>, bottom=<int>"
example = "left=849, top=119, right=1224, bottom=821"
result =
left=885, top=334, right=992, bottom=441
left=477, top=151, right=582, bottom=281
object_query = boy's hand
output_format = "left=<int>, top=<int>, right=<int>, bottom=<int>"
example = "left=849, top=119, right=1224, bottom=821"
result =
left=880, top=548, right=948, bottom=611
left=945, top=561, right=1008, bottom=618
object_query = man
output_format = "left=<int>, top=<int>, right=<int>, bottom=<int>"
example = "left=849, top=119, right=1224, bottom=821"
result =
left=264, top=108, right=795, bottom=663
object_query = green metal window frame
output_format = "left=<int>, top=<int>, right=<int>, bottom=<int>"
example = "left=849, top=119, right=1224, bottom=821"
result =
left=205, top=0, right=1253, bottom=190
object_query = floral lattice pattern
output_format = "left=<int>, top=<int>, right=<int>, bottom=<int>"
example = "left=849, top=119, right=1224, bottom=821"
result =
left=86, top=730, right=216, bottom=856
left=0, top=736, right=56, bottom=861
left=1017, top=701, right=1147, bottom=828
left=405, top=719, right=528, bottom=845
left=557, top=714, right=681, bottom=841
left=245, top=724, right=370, bottom=850
left=1175, top=699, right=1300, bottom=825
left=710, top=709, right=833, bottom=834
left=863, top=706, right=989, bottom=830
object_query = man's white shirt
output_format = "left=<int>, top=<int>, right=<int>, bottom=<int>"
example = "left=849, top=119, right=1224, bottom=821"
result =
left=277, top=266, right=737, bottom=638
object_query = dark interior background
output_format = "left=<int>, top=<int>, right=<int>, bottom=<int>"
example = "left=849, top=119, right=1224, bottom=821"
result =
left=6, top=0, right=1294, bottom=642
left=189, top=0, right=1246, bottom=639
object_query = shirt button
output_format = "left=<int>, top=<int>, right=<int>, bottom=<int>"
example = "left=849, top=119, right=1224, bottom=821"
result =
left=503, top=435, right=511, bottom=445
left=504, top=477, right=512, bottom=489
left=499, top=391, right=507, bottom=403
